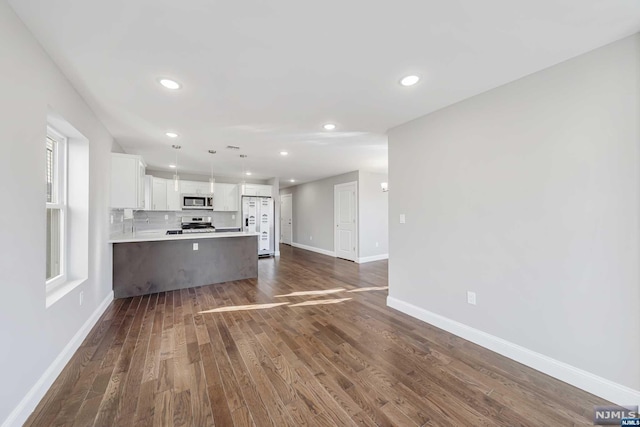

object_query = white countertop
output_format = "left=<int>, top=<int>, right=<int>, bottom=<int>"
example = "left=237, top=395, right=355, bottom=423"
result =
left=109, top=230, right=259, bottom=244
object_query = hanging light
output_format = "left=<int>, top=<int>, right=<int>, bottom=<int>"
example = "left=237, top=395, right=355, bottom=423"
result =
left=239, top=154, right=248, bottom=193
left=172, top=145, right=181, bottom=191
left=208, top=150, right=216, bottom=193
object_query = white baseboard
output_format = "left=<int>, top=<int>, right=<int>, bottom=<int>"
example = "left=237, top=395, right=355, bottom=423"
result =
left=2, top=292, right=114, bottom=427
left=357, top=254, right=389, bottom=264
left=275, top=250, right=281, bottom=256
left=387, top=296, right=640, bottom=407
left=291, top=242, right=336, bottom=257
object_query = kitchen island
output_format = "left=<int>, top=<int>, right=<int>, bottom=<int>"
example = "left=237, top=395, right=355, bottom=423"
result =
left=109, top=231, right=259, bottom=298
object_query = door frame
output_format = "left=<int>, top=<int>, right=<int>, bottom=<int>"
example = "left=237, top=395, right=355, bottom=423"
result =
left=280, top=193, right=293, bottom=245
left=334, top=181, right=358, bottom=261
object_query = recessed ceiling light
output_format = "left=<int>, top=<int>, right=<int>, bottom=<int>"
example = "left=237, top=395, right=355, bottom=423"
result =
left=169, top=164, right=176, bottom=168
left=400, top=75, right=420, bottom=87
left=159, top=79, right=181, bottom=90
left=290, top=179, right=296, bottom=183
left=166, top=132, right=178, bottom=138
left=323, top=123, right=336, bottom=131
left=246, top=171, right=252, bottom=176
left=280, top=151, right=289, bottom=156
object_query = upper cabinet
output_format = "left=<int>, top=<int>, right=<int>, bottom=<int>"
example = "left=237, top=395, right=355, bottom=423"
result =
left=151, top=177, right=168, bottom=210
left=140, top=175, right=273, bottom=212
left=213, top=183, right=239, bottom=211
left=144, top=178, right=213, bottom=211
left=110, top=153, right=146, bottom=209
left=242, top=184, right=272, bottom=197
left=181, top=180, right=211, bottom=195
left=167, top=179, right=181, bottom=211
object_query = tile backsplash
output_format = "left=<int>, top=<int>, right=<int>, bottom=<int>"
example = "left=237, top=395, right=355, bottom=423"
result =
left=110, top=209, right=240, bottom=236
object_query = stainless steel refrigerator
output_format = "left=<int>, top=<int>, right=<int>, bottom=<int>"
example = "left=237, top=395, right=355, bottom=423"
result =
left=242, top=196, right=275, bottom=257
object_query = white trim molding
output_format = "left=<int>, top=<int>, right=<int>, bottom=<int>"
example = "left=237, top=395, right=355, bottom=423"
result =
left=291, top=242, right=336, bottom=258
left=387, top=296, right=640, bottom=407
left=2, top=292, right=114, bottom=427
left=357, top=254, right=389, bottom=264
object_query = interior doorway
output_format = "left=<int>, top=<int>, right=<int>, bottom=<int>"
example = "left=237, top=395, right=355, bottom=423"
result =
left=280, top=193, right=293, bottom=245
left=334, top=181, right=358, bottom=261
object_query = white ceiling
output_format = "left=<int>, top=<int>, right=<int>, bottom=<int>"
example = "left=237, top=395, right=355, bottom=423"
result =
left=9, top=0, right=640, bottom=187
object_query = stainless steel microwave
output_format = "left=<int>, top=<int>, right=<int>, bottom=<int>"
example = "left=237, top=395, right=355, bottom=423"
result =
left=181, top=194, right=213, bottom=210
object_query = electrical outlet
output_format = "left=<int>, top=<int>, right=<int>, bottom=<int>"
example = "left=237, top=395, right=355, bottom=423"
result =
left=232, top=214, right=235, bottom=220
left=120, top=215, right=124, bottom=223
left=165, top=214, right=169, bottom=220
left=79, top=291, right=84, bottom=306
left=400, top=214, right=406, bottom=224
left=193, top=243, right=199, bottom=251
left=375, top=242, right=379, bottom=247
left=110, top=215, right=114, bottom=224
left=310, top=236, right=313, bottom=241
left=467, top=291, right=477, bottom=305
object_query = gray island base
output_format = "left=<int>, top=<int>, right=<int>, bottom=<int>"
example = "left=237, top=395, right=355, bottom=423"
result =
left=113, top=235, right=258, bottom=298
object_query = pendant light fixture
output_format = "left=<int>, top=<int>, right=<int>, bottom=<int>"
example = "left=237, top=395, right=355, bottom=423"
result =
left=172, top=145, right=181, bottom=191
left=239, top=154, right=248, bottom=194
left=208, top=150, right=216, bottom=193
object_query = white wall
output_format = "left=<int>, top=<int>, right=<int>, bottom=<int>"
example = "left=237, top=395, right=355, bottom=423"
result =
left=0, top=2, right=115, bottom=425
left=280, top=170, right=389, bottom=262
left=280, top=171, right=358, bottom=253
left=358, top=171, right=389, bottom=259
left=388, top=34, right=640, bottom=399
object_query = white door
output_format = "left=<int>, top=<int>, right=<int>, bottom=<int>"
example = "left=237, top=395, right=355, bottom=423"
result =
left=281, top=194, right=293, bottom=245
left=334, top=182, right=357, bottom=261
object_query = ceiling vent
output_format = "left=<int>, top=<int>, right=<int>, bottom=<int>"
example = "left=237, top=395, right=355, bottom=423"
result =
left=226, top=145, right=240, bottom=150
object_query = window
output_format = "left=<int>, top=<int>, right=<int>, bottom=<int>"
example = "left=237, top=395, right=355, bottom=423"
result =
left=46, top=127, right=67, bottom=285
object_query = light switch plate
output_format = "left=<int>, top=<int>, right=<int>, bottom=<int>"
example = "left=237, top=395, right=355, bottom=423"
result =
left=400, top=214, right=406, bottom=224
left=467, top=291, right=477, bottom=305
left=193, top=243, right=199, bottom=251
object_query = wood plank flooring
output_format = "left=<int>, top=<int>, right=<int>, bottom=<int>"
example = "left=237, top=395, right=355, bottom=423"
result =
left=25, top=245, right=607, bottom=426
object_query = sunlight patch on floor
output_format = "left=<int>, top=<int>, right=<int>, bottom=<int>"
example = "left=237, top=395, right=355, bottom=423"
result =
left=199, top=302, right=288, bottom=313
left=289, top=298, right=352, bottom=307
left=275, top=288, right=345, bottom=298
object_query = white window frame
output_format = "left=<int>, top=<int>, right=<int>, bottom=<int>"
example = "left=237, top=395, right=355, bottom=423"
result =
left=46, top=126, right=68, bottom=289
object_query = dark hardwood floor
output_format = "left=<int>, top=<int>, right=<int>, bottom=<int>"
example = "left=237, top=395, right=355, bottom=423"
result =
left=26, top=245, right=606, bottom=426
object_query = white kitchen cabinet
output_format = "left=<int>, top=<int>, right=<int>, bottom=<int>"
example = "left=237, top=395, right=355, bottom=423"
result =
left=152, top=177, right=168, bottom=210
left=110, top=153, right=146, bottom=209
left=213, top=183, right=239, bottom=211
left=181, top=180, right=211, bottom=195
left=242, top=184, right=272, bottom=197
left=199, top=181, right=212, bottom=194
left=167, top=179, right=181, bottom=211
left=144, top=175, right=153, bottom=211
left=179, top=180, right=195, bottom=195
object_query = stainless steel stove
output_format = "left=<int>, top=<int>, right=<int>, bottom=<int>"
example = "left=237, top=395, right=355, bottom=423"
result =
left=166, top=216, right=215, bottom=235
left=181, top=216, right=215, bottom=232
